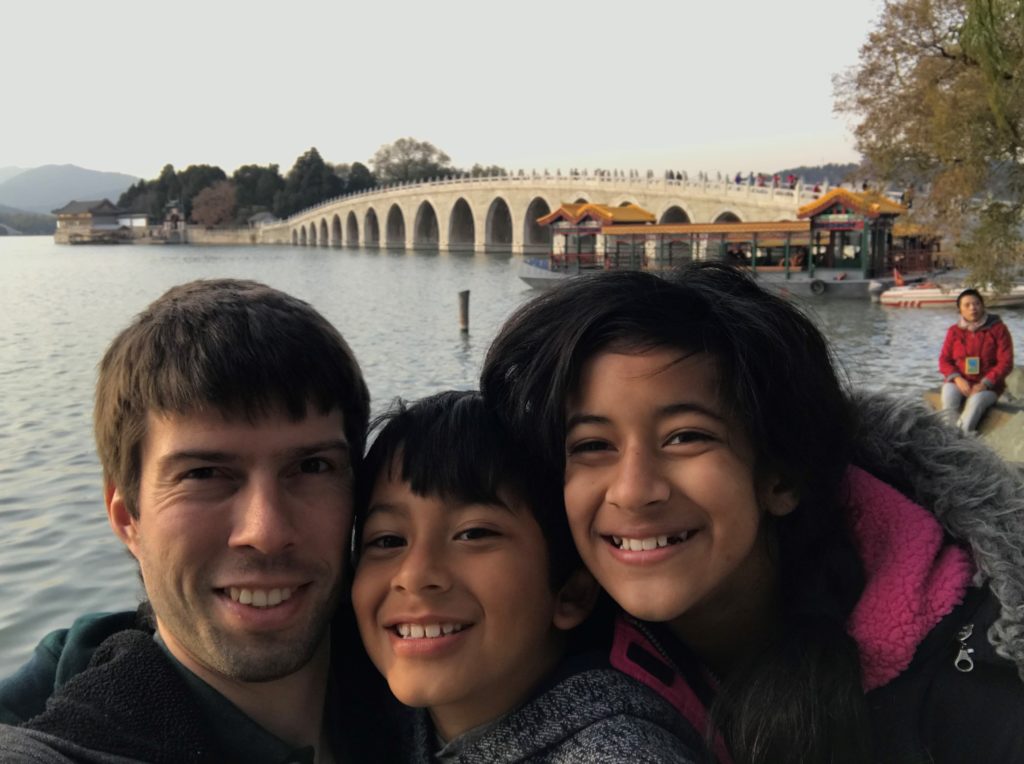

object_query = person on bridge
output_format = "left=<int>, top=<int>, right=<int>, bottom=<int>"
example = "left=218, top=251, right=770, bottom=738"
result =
left=481, top=263, right=1024, bottom=764
left=939, top=288, right=1014, bottom=433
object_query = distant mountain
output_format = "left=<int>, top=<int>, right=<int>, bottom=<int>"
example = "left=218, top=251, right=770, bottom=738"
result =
left=0, top=203, right=56, bottom=235
left=0, top=167, right=25, bottom=184
left=0, top=164, right=139, bottom=214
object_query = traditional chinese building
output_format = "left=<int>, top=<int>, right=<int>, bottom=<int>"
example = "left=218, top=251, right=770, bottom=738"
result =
left=51, top=199, right=126, bottom=244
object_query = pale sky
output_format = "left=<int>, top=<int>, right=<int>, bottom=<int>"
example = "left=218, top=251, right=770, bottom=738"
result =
left=4, top=0, right=883, bottom=180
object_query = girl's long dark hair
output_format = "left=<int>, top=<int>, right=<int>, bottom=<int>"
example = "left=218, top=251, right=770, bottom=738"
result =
left=480, top=263, right=871, bottom=763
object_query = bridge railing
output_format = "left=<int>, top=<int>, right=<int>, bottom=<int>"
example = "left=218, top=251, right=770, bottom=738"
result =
left=277, top=171, right=850, bottom=226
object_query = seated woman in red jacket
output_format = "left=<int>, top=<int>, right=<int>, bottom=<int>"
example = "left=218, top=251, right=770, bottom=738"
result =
left=939, top=288, right=1015, bottom=432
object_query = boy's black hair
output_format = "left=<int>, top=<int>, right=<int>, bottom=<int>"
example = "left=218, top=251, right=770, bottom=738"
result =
left=957, top=287, right=984, bottom=308
left=355, top=390, right=580, bottom=589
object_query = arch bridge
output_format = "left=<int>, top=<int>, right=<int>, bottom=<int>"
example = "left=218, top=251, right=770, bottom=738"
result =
left=258, top=173, right=823, bottom=255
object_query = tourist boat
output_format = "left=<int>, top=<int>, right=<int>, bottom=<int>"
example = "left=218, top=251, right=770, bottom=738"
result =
left=879, top=282, right=1024, bottom=308
left=520, top=190, right=931, bottom=299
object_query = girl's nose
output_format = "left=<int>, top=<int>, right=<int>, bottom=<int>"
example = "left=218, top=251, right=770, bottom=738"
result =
left=606, top=446, right=671, bottom=511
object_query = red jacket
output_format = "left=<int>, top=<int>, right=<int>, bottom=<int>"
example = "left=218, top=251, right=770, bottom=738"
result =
left=938, top=315, right=1014, bottom=394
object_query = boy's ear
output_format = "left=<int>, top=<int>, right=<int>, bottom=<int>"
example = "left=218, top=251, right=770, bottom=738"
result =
left=552, top=568, right=600, bottom=631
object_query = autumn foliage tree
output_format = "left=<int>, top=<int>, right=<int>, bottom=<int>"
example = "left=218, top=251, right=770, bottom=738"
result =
left=835, top=0, right=1024, bottom=286
left=191, top=180, right=237, bottom=227
left=371, top=137, right=454, bottom=184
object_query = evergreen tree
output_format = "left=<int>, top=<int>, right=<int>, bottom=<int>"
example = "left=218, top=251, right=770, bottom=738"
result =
left=274, top=148, right=343, bottom=218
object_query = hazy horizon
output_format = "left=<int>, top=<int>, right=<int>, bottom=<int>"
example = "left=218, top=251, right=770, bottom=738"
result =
left=5, top=0, right=882, bottom=180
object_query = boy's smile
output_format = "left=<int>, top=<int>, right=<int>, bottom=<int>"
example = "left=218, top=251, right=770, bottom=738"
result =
left=352, top=473, right=574, bottom=741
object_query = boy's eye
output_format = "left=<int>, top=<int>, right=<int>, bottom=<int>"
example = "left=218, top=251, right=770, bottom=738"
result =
left=365, top=534, right=405, bottom=550
left=455, top=527, right=500, bottom=541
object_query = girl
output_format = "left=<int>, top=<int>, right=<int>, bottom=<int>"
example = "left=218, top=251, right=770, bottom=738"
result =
left=481, top=263, right=1024, bottom=763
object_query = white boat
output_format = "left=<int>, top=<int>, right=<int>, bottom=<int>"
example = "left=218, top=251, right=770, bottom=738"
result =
left=518, top=256, right=897, bottom=299
left=879, top=282, right=1024, bottom=308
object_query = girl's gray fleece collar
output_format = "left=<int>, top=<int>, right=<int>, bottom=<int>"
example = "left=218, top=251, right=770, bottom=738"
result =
left=849, top=391, right=1024, bottom=680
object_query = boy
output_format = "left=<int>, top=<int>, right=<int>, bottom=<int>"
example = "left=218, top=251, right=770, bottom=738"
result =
left=352, top=391, right=701, bottom=763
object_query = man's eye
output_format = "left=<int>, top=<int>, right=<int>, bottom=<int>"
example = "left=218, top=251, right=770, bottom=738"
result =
left=455, top=527, right=499, bottom=541
left=299, top=457, right=332, bottom=474
left=183, top=467, right=217, bottom=480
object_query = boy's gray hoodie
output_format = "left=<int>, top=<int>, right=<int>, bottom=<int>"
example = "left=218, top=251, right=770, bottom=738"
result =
left=409, top=667, right=703, bottom=763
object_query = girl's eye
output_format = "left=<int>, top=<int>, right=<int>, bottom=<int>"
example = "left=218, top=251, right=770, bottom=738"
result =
left=665, top=430, right=714, bottom=446
left=365, top=534, right=405, bottom=550
left=455, top=527, right=500, bottom=541
left=567, top=439, right=611, bottom=456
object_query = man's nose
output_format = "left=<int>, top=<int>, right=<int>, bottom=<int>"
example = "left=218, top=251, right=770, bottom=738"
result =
left=229, top=476, right=298, bottom=555
left=606, top=445, right=671, bottom=511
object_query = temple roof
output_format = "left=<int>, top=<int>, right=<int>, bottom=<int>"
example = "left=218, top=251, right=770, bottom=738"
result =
left=51, top=199, right=121, bottom=215
left=797, top=188, right=905, bottom=219
left=607, top=220, right=808, bottom=236
left=537, top=203, right=656, bottom=226
left=893, top=221, right=940, bottom=239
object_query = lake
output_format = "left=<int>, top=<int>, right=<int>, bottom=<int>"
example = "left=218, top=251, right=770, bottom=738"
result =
left=1, top=236, right=1021, bottom=676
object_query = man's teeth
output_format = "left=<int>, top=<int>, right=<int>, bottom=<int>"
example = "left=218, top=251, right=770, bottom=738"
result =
left=610, top=533, right=689, bottom=551
left=228, top=587, right=293, bottom=608
left=395, top=623, right=466, bottom=639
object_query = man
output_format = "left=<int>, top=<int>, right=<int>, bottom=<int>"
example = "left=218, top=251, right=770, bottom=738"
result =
left=0, top=279, right=388, bottom=762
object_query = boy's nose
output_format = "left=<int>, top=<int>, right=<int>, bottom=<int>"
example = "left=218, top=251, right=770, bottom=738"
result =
left=229, top=477, right=298, bottom=555
left=606, top=446, right=671, bottom=511
left=392, top=542, right=452, bottom=594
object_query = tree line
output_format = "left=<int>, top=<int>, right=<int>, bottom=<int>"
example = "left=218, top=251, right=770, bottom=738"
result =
left=118, top=139, right=507, bottom=228
left=835, top=0, right=1024, bottom=286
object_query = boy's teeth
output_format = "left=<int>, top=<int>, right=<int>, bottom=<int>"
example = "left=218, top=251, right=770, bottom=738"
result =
left=611, top=533, right=687, bottom=551
left=395, top=623, right=466, bottom=639
left=228, top=587, right=293, bottom=608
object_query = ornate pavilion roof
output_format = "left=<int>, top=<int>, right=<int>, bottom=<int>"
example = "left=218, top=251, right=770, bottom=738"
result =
left=797, top=188, right=905, bottom=219
left=537, top=203, right=656, bottom=226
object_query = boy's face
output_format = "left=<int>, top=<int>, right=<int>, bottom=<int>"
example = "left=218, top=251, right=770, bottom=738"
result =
left=352, top=472, right=578, bottom=741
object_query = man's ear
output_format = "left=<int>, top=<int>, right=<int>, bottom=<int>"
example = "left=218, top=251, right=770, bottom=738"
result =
left=106, top=481, right=140, bottom=557
left=762, top=474, right=799, bottom=517
left=552, top=568, right=600, bottom=631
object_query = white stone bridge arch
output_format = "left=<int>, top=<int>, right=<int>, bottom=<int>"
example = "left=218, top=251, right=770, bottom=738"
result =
left=259, top=173, right=824, bottom=255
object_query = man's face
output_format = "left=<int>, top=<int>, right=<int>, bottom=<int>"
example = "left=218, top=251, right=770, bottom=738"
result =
left=108, top=407, right=352, bottom=683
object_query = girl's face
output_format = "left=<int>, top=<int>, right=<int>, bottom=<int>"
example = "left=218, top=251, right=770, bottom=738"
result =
left=563, top=348, right=796, bottom=643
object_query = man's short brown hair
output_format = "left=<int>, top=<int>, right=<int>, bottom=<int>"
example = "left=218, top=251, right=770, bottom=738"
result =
left=94, top=279, right=370, bottom=517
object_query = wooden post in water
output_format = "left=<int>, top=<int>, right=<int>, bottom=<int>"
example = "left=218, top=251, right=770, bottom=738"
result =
left=458, top=290, right=470, bottom=333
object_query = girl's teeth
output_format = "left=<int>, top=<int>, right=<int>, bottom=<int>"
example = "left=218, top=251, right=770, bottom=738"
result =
left=611, top=533, right=687, bottom=550
left=395, top=623, right=465, bottom=639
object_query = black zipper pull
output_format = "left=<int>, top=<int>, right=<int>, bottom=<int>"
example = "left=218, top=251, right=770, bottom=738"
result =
left=954, top=623, right=975, bottom=673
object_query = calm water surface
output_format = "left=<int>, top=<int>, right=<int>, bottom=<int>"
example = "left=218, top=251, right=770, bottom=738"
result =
left=1, top=236, right=1021, bottom=675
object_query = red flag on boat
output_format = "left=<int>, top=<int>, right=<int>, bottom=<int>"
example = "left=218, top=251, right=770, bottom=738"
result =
left=892, top=268, right=905, bottom=287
